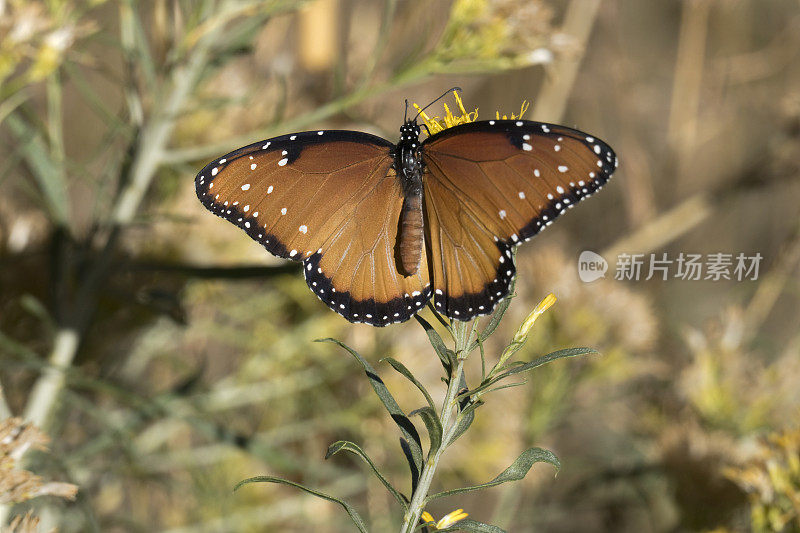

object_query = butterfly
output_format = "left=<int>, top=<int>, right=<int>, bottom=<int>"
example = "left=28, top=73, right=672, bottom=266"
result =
left=195, top=97, right=617, bottom=327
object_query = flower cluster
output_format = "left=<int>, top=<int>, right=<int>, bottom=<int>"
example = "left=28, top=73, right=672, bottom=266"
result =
left=0, top=0, right=101, bottom=96
left=413, top=90, right=530, bottom=136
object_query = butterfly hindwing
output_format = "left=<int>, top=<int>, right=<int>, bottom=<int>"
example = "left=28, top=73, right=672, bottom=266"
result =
left=421, top=119, right=617, bottom=320
left=303, top=171, right=432, bottom=326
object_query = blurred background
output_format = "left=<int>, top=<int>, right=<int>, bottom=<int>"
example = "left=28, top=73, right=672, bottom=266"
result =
left=1, top=0, right=799, bottom=531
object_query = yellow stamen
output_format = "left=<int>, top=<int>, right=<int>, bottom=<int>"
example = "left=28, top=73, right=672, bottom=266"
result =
left=496, top=100, right=530, bottom=120
left=413, top=91, right=530, bottom=135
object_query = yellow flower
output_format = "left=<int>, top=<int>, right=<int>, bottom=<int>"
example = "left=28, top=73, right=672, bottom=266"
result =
left=512, top=293, right=556, bottom=345
left=412, top=90, right=529, bottom=136
left=421, top=508, right=469, bottom=530
left=496, top=100, right=530, bottom=120
left=413, top=90, right=477, bottom=135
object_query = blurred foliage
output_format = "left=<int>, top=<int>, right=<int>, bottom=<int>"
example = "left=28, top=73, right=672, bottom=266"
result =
left=0, top=0, right=799, bottom=531
left=724, top=428, right=800, bottom=533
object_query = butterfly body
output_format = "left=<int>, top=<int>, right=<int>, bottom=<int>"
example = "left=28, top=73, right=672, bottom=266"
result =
left=395, top=121, right=425, bottom=276
left=196, top=115, right=617, bottom=326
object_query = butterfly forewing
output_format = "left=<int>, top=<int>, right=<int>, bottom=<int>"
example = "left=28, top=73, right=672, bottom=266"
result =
left=421, top=120, right=616, bottom=319
left=195, top=130, right=432, bottom=326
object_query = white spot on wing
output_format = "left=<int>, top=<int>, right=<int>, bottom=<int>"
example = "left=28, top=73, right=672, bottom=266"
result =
left=211, top=167, right=218, bottom=176
left=281, top=207, right=287, bottom=215
left=558, top=165, right=568, bottom=173
left=499, top=209, right=507, bottom=219
left=250, top=163, right=257, bottom=170
left=299, top=225, right=307, bottom=234
left=278, top=158, right=288, bottom=166
left=241, top=183, right=250, bottom=190
left=267, top=185, right=273, bottom=194
left=522, top=143, right=532, bottom=151
left=518, top=191, right=526, bottom=199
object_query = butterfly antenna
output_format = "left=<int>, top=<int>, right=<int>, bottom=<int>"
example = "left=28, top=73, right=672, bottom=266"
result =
left=412, top=86, right=463, bottom=122
left=404, top=99, right=409, bottom=123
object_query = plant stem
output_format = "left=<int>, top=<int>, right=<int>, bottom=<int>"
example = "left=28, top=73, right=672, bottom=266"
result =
left=400, top=321, right=474, bottom=533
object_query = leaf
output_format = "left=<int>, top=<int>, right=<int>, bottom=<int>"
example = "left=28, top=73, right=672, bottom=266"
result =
left=409, top=406, right=443, bottom=456
left=447, top=399, right=482, bottom=447
left=498, top=347, right=598, bottom=380
left=472, top=276, right=516, bottom=350
left=326, top=441, right=408, bottom=510
left=482, top=380, right=527, bottom=395
left=317, top=338, right=424, bottom=485
left=425, top=447, right=560, bottom=502
left=414, top=315, right=453, bottom=374
left=477, top=335, right=487, bottom=382
left=234, top=476, right=368, bottom=533
left=400, top=438, right=420, bottom=491
left=382, top=357, right=436, bottom=411
left=470, top=347, right=598, bottom=398
left=5, top=114, right=70, bottom=225
left=439, top=519, right=506, bottom=532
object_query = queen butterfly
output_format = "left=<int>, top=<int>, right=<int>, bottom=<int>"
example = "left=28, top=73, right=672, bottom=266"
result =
left=195, top=95, right=617, bottom=327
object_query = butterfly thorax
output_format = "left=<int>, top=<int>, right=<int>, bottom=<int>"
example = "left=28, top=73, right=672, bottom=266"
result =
left=395, top=121, right=424, bottom=277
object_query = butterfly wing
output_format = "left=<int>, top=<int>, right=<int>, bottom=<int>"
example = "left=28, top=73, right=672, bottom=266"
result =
left=195, top=130, right=431, bottom=326
left=421, top=119, right=617, bottom=320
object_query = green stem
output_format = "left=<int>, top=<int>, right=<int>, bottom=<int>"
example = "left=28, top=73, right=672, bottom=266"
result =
left=400, top=320, right=474, bottom=533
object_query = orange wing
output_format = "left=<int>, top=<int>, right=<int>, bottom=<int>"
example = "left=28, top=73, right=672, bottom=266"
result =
left=195, top=130, right=431, bottom=326
left=421, top=120, right=616, bottom=320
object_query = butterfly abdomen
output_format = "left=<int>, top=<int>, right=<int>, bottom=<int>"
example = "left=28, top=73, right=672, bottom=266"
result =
left=399, top=192, right=423, bottom=276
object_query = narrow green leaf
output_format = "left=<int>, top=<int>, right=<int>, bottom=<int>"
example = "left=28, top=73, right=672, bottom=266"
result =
left=482, top=380, right=527, bottom=395
left=123, top=0, right=157, bottom=93
left=439, top=519, right=506, bottom=532
left=382, top=357, right=436, bottom=411
left=414, top=315, right=452, bottom=374
left=409, top=406, right=443, bottom=457
left=235, top=475, right=368, bottom=533
left=317, top=338, right=424, bottom=488
left=400, top=438, right=420, bottom=491
left=477, top=334, right=487, bottom=382
left=326, top=440, right=408, bottom=511
left=470, top=347, right=598, bottom=398
left=425, top=447, right=560, bottom=502
left=447, top=399, right=482, bottom=447
left=472, top=276, right=516, bottom=350
left=498, top=347, right=598, bottom=380
left=5, top=114, right=70, bottom=225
